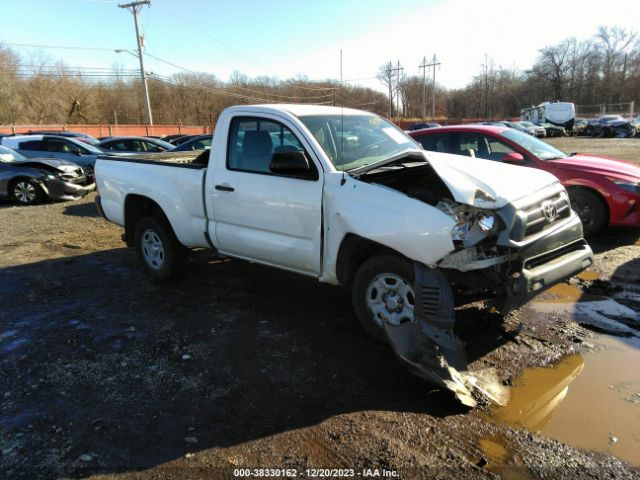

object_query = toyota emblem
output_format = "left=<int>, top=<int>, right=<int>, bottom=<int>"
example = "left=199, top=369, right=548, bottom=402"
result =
left=542, top=201, right=557, bottom=222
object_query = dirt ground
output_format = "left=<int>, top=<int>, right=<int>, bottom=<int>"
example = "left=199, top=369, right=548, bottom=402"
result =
left=545, top=136, right=640, bottom=163
left=1, top=185, right=640, bottom=479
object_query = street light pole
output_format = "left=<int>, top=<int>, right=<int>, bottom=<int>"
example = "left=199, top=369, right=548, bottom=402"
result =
left=119, top=0, right=153, bottom=125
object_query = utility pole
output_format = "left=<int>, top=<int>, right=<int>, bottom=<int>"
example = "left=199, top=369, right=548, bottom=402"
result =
left=395, top=60, right=404, bottom=121
left=386, top=64, right=393, bottom=118
left=424, top=54, right=441, bottom=120
left=418, top=56, right=428, bottom=121
left=119, top=0, right=153, bottom=125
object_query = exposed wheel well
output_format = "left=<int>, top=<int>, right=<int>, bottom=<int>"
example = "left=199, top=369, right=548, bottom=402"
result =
left=335, top=233, right=399, bottom=285
left=123, top=195, right=172, bottom=247
left=566, top=185, right=610, bottom=224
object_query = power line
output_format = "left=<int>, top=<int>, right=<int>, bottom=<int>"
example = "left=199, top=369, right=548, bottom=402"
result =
left=152, top=74, right=333, bottom=105
left=4, top=40, right=339, bottom=93
left=3, top=42, right=125, bottom=52
left=144, top=51, right=334, bottom=101
left=165, top=9, right=336, bottom=92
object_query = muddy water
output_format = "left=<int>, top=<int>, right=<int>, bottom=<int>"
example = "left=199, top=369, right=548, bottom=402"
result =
left=485, top=279, right=640, bottom=467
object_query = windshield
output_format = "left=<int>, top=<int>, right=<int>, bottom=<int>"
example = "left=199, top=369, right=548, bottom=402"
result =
left=298, top=114, right=420, bottom=171
left=520, top=121, right=534, bottom=127
left=501, top=129, right=567, bottom=160
left=0, top=145, right=27, bottom=162
left=69, top=138, right=103, bottom=154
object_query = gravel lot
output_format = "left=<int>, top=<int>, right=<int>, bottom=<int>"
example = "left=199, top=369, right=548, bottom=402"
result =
left=546, top=136, right=640, bottom=163
left=1, top=148, right=640, bottom=480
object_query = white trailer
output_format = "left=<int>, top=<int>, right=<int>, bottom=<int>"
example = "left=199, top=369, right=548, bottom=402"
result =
left=521, top=102, right=575, bottom=130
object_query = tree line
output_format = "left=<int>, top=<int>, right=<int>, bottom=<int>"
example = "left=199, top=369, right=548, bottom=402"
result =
left=0, top=25, right=638, bottom=126
left=385, top=26, right=639, bottom=120
left=0, top=46, right=387, bottom=126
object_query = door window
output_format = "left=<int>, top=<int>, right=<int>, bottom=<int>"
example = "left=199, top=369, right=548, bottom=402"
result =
left=227, top=117, right=310, bottom=175
left=413, top=133, right=449, bottom=153
left=45, top=138, right=81, bottom=154
left=17, top=140, right=45, bottom=151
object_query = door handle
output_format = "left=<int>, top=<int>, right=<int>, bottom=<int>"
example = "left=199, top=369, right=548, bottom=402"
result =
left=215, top=184, right=234, bottom=192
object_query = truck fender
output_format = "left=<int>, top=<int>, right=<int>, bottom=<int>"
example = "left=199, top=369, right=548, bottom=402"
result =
left=320, top=174, right=456, bottom=284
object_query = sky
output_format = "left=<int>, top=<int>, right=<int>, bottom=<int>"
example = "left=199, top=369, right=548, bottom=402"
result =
left=2, top=0, right=640, bottom=93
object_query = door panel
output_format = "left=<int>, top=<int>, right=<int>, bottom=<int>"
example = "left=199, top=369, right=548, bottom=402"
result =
left=211, top=116, right=323, bottom=275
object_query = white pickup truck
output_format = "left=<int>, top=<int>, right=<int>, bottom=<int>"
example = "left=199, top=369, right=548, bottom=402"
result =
left=95, top=104, right=594, bottom=405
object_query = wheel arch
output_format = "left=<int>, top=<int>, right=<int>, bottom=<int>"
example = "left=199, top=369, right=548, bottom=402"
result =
left=335, top=233, right=403, bottom=285
left=565, top=183, right=611, bottom=226
left=123, top=194, right=173, bottom=247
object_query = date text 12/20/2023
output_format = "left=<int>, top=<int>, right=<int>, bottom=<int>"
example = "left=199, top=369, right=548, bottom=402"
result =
left=233, top=468, right=399, bottom=478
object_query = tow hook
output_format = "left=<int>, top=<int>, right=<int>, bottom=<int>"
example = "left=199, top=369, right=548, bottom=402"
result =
left=382, top=263, right=509, bottom=407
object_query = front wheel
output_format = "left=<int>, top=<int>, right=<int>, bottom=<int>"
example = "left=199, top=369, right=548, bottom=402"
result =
left=352, top=254, right=415, bottom=342
left=568, top=188, right=607, bottom=237
left=134, top=216, right=186, bottom=280
left=11, top=178, right=44, bottom=205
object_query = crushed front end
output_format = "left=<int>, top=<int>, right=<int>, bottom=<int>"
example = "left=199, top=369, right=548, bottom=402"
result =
left=437, top=182, right=594, bottom=311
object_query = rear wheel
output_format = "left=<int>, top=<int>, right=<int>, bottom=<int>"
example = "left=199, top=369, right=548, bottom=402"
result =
left=568, top=188, right=607, bottom=236
left=134, top=216, right=186, bottom=280
left=11, top=178, right=44, bottom=205
left=352, top=254, right=415, bottom=342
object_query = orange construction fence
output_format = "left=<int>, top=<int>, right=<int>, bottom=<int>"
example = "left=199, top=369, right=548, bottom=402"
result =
left=0, top=124, right=212, bottom=138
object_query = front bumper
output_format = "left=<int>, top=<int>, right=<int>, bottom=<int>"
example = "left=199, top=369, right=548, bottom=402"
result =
left=41, top=178, right=96, bottom=201
left=512, top=239, right=593, bottom=297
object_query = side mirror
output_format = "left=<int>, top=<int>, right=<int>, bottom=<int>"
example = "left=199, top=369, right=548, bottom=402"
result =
left=501, top=152, right=525, bottom=163
left=74, top=150, right=83, bottom=156
left=269, top=151, right=314, bottom=178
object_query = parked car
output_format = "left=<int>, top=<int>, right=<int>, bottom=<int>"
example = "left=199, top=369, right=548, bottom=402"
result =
left=633, top=116, right=640, bottom=136
left=0, top=145, right=94, bottom=205
left=173, top=135, right=199, bottom=146
left=536, top=122, right=566, bottom=137
left=160, top=134, right=190, bottom=145
left=169, top=134, right=211, bottom=152
left=572, top=118, right=589, bottom=136
left=22, top=130, right=100, bottom=146
left=408, top=122, right=441, bottom=131
left=585, top=115, right=636, bottom=138
left=0, top=135, right=106, bottom=172
left=409, top=125, right=640, bottom=235
left=502, top=121, right=530, bottom=134
left=519, top=121, right=546, bottom=138
left=97, top=136, right=175, bottom=154
left=95, top=104, right=593, bottom=406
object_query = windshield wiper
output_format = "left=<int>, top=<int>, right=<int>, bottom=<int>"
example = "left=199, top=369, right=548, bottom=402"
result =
left=347, top=148, right=424, bottom=176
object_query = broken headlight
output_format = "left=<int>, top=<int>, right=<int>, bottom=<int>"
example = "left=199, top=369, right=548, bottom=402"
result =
left=437, top=199, right=500, bottom=247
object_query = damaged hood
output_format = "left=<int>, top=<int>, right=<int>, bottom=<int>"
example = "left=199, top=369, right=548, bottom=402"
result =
left=348, top=149, right=560, bottom=209
left=12, top=157, right=81, bottom=174
left=423, top=151, right=560, bottom=209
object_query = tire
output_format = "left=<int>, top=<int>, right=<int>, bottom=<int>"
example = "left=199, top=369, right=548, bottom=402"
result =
left=352, top=253, right=415, bottom=343
left=11, top=178, right=44, bottom=205
left=134, top=216, right=186, bottom=280
left=568, top=188, right=607, bottom=237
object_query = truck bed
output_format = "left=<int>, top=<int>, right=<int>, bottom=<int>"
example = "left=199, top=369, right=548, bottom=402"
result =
left=96, top=151, right=210, bottom=248
left=101, top=150, right=209, bottom=168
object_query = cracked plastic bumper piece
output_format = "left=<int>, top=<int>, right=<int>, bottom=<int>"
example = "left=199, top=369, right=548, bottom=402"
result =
left=383, top=263, right=508, bottom=408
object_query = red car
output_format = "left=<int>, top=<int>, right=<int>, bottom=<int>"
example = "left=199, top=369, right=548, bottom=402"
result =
left=409, top=125, right=640, bottom=235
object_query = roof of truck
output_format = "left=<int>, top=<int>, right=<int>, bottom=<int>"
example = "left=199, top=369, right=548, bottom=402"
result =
left=233, top=104, right=371, bottom=117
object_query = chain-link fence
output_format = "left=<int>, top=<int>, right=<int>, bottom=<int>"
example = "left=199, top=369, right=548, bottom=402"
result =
left=575, top=101, right=636, bottom=118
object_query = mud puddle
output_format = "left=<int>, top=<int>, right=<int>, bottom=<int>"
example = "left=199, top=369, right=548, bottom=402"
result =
left=485, top=298, right=640, bottom=467
left=531, top=275, right=640, bottom=335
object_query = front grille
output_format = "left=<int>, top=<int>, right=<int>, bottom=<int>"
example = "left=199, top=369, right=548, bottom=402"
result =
left=60, top=175, right=88, bottom=185
left=512, top=191, right=571, bottom=241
